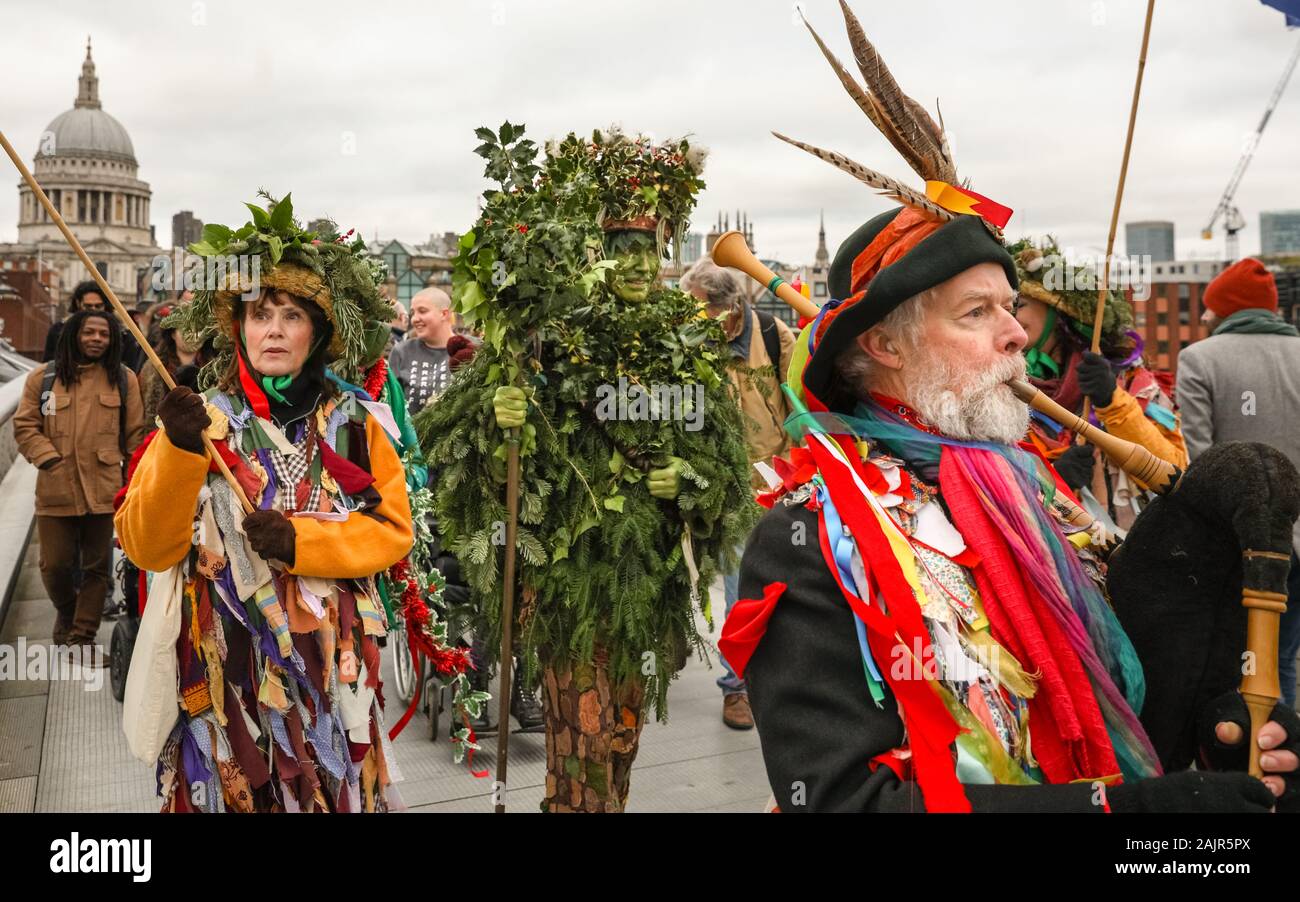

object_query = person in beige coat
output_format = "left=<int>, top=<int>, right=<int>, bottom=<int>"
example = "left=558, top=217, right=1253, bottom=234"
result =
left=681, top=257, right=795, bottom=729
left=13, top=310, right=146, bottom=649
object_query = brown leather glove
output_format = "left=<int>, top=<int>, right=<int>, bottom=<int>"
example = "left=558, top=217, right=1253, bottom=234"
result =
left=157, top=386, right=210, bottom=455
left=242, top=509, right=297, bottom=566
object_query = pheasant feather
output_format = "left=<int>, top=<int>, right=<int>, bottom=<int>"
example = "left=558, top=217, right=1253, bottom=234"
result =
left=772, top=132, right=954, bottom=223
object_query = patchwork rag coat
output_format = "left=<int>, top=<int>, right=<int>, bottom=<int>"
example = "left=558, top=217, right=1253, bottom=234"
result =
left=115, top=386, right=413, bottom=813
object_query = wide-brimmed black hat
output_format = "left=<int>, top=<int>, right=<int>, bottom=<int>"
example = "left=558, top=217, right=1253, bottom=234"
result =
left=805, top=208, right=1018, bottom=410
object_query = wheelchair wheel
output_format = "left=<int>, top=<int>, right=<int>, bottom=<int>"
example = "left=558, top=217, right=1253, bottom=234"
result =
left=110, top=617, right=138, bottom=702
left=392, top=626, right=424, bottom=705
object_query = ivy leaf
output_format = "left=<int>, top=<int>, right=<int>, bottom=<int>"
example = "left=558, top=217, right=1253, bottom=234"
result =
left=603, top=495, right=626, bottom=513
left=457, top=281, right=486, bottom=313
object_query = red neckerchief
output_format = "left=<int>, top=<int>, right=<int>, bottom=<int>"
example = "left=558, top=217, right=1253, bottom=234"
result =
left=234, top=322, right=272, bottom=421
left=868, top=392, right=943, bottom=435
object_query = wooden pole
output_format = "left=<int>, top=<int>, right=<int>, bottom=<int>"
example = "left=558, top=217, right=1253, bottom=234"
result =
left=494, top=429, right=521, bottom=813
left=1082, top=0, right=1156, bottom=426
left=2, top=127, right=253, bottom=514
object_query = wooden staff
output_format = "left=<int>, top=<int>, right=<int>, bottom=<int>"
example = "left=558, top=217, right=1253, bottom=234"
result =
left=1082, top=0, right=1156, bottom=426
left=1, top=127, right=253, bottom=514
left=494, top=426, right=520, bottom=813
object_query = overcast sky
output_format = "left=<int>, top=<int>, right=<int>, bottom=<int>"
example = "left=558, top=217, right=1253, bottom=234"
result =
left=3, top=0, right=1298, bottom=266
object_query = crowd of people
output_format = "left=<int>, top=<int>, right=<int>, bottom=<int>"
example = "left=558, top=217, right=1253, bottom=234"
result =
left=8, top=45, right=1298, bottom=810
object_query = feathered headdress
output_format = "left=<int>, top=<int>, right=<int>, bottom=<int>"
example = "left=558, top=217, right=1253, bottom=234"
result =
left=776, top=0, right=1011, bottom=235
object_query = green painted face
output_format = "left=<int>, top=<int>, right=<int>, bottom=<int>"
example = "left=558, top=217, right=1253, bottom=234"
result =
left=604, top=230, right=661, bottom=302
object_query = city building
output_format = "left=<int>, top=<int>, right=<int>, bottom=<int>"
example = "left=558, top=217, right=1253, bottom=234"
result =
left=1129, top=259, right=1225, bottom=372
left=1126, top=220, right=1175, bottom=263
left=680, top=231, right=704, bottom=265
left=371, top=237, right=453, bottom=307
left=0, top=267, right=55, bottom=358
left=0, top=39, right=163, bottom=312
left=1261, top=210, right=1300, bottom=256
left=172, top=210, right=203, bottom=251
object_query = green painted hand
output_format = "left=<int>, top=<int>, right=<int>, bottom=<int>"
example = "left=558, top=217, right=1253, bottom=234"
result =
left=648, top=456, right=685, bottom=500
left=493, top=386, right=528, bottom=430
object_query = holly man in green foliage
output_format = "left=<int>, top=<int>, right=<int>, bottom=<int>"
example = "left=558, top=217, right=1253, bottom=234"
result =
left=416, top=125, right=757, bottom=812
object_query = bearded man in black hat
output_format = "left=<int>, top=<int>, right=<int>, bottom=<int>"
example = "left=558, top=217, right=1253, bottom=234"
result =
left=720, top=1, right=1300, bottom=814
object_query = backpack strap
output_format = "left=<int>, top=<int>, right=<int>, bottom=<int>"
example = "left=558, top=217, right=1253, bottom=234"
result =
left=756, top=308, right=782, bottom=372
left=39, top=362, right=56, bottom=401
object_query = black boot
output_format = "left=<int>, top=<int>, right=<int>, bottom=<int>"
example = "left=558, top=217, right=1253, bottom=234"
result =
left=511, top=668, right=546, bottom=734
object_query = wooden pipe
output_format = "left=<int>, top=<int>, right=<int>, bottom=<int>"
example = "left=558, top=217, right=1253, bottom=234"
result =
left=1239, top=557, right=1289, bottom=779
left=1007, top=378, right=1179, bottom=495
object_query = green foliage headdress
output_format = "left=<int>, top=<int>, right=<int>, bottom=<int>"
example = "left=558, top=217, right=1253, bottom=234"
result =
left=167, top=192, right=395, bottom=387
left=546, top=126, right=707, bottom=260
left=1009, top=236, right=1136, bottom=356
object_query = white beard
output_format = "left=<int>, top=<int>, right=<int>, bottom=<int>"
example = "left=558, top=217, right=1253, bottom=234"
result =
left=906, top=350, right=1030, bottom=445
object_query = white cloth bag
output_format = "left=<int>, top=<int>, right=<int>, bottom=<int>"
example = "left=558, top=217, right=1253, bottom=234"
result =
left=122, top=562, right=186, bottom=764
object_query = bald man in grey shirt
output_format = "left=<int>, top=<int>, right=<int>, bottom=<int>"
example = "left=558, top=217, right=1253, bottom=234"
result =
left=389, top=287, right=454, bottom=415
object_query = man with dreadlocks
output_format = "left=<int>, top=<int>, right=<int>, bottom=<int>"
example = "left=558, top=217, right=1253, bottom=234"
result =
left=721, top=1, right=1299, bottom=813
left=16, top=307, right=146, bottom=651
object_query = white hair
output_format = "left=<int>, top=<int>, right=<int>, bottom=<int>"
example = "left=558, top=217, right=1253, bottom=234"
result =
left=680, top=257, right=746, bottom=310
left=833, top=288, right=934, bottom=396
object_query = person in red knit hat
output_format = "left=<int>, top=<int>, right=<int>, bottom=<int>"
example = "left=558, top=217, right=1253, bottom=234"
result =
left=1179, top=257, right=1300, bottom=709
left=1201, top=257, right=1283, bottom=323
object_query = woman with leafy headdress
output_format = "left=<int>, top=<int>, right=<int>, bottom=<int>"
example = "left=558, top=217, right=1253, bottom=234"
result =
left=115, top=195, right=416, bottom=812
left=418, top=124, right=756, bottom=811
left=1010, top=238, right=1187, bottom=529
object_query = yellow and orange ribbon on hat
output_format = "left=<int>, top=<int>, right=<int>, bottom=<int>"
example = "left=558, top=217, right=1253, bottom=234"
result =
left=925, top=181, right=1014, bottom=229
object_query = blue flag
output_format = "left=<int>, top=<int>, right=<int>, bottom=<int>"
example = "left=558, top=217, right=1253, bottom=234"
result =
left=1260, top=0, right=1300, bottom=27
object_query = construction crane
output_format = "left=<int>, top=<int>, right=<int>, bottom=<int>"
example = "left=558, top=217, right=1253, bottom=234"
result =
left=1202, top=34, right=1300, bottom=261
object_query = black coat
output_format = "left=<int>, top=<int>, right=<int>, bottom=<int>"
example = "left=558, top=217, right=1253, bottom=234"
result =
left=741, top=495, right=1099, bottom=812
